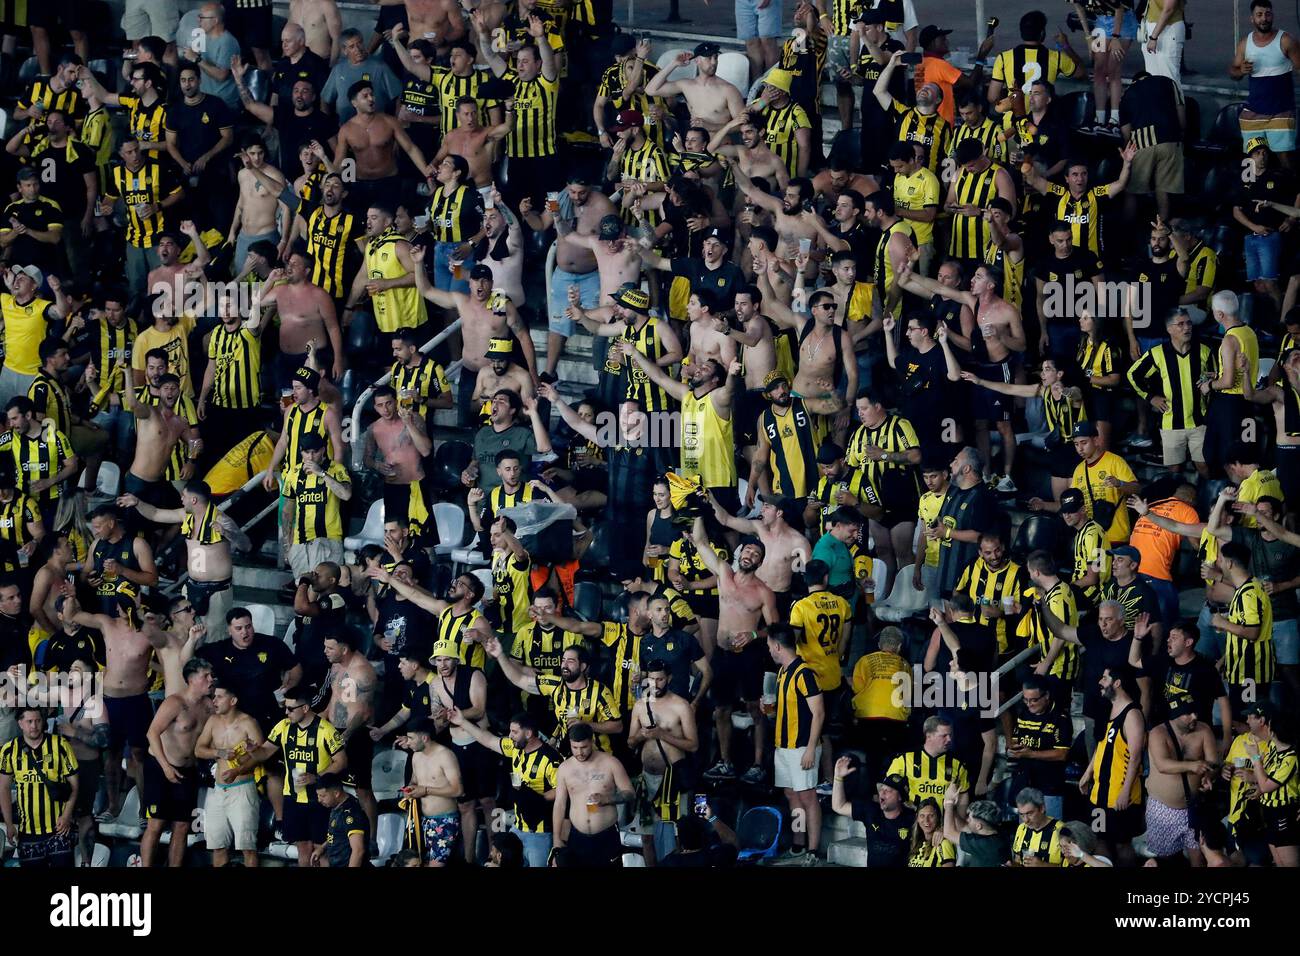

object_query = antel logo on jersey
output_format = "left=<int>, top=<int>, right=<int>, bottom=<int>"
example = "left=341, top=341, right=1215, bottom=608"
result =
left=49, top=887, right=152, bottom=936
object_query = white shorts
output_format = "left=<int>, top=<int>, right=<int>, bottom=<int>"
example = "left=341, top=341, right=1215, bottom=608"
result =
left=289, top=537, right=345, bottom=582
left=773, top=744, right=820, bottom=792
left=121, top=0, right=180, bottom=42
left=1160, top=425, right=1206, bottom=466
left=204, top=779, right=261, bottom=851
left=1140, top=20, right=1185, bottom=91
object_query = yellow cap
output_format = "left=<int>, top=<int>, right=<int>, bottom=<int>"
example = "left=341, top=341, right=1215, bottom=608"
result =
left=763, top=69, right=794, bottom=94
left=430, top=639, right=459, bottom=660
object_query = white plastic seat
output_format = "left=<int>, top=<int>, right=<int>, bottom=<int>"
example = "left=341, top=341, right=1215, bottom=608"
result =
left=265, top=841, right=299, bottom=860
left=717, top=51, right=751, bottom=96
left=655, top=48, right=696, bottom=82
left=283, top=617, right=297, bottom=652
left=874, top=562, right=929, bottom=622
left=245, top=603, right=276, bottom=638
left=432, top=502, right=466, bottom=556
left=1258, top=357, right=1276, bottom=381
left=74, top=843, right=111, bottom=867
left=99, top=788, right=144, bottom=840
left=372, top=748, right=408, bottom=802
left=451, top=546, right=490, bottom=571
left=622, top=851, right=647, bottom=867
left=344, top=499, right=386, bottom=553
left=0, top=107, right=8, bottom=141
left=867, top=558, right=889, bottom=608
left=79, top=461, right=120, bottom=498
left=375, top=812, right=406, bottom=865
left=472, top=568, right=495, bottom=605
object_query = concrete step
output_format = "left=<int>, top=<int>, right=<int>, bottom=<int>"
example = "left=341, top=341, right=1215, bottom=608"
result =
left=827, top=837, right=870, bottom=868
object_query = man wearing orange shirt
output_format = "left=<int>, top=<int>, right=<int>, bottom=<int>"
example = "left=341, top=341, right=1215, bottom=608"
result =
left=914, top=25, right=983, bottom=126
left=1127, top=482, right=1199, bottom=626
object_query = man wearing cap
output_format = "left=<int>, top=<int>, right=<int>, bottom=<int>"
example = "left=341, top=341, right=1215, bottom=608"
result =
left=916, top=24, right=984, bottom=127
left=593, top=36, right=664, bottom=149
left=749, top=371, right=820, bottom=501
left=1102, top=546, right=1164, bottom=650
left=831, top=759, right=915, bottom=868
left=472, top=337, right=536, bottom=424
left=639, top=225, right=746, bottom=324
left=563, top=216, right=650, bottom=321
left=0, top=168, right=64, bottom=275
left=873, top=50, right=951, bottom=176
left=412, top=250, right=537, bottom=427
left=1029, top=421, right=1139, bottom=546
left=575, top=282, right=683, bottom=416
left=1145, top=697, right=1217, bottom=862
left=606, top=108, right=671, bottom=207
left=0, top=267, right=67, bottom=407
left=1059, top=487, right=1112, bottom=608
left=750, top=68, right=813, bottom=178
left=644, top=43, right=746, bottom=135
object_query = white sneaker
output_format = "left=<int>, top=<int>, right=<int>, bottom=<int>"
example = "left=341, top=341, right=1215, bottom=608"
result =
left=995, top=475, right=1018, bottom=493
left=1128, top=436, right=1154, bottom=449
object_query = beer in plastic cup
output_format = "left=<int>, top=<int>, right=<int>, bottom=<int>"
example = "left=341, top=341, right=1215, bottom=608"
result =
left=451, top=258, right=464, bottom=281
left=546, top=191, right=560, bottom=213
left=1002, top=595, right=1015, bottom=613
left=280, top=388, right=294, bottom=410
left=798, top=237, right=812, bottom=255
left=585, top=796, right=600, bottom=813
left=760, top=694, right=777, bottom=717
left=399, top=388, right=415, bottom=410
left=511, top=769, right=523, bottom=788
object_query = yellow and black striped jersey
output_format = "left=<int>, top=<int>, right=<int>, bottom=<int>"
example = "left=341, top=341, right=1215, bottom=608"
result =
left=117, top=94, right=168, bottom=145
left=1045, top=182, right=1114, bottom=258
left=1223, top=578, right=1274, bottom=687
left=284, top=460, right=349, bottom=544
left=107, top=160, right=179, bottom=248
left=1077, top=336, right=1116, bottom=390
left=891, top=100, right=951, bottom=175
left=306, top=207, right=363, bottom=298
left=428, top=67, right=501, bottom=131
left=436, top=607, right=486, bottom=670
left=668, top=536, right=729, bottom=599
left=887, top=748, right=970, bottom=803
left=1012, top=818, right=1064, bottom=865
left=595, top=620, right=643, bottom=716
left=774, top=656, right=821, bottom=749
left=10, top=425, right=72, bottom=503
left=956, top=557, right=1029, bottom=654
left=760, top=399, right=821, bottom=498
left=427, top=185, right=483, bottom=244
left=206, top=325, right=262, bottom=409
left=846, top=413, right=920, bottom=502
left=391, top=357, right=450, bottom=408
left=79, top=107, right=115, bottom=188
left=1019, top=579, right=1081, bottom=681
left=1127, top=341, right=1214, bottom=430
left=136, top=386, right=199, bottom=480
left=951, top=117, right=1004, bottom=163
left=181, top=502, right=224, bottom=545
left=0, top=733, right=78, bottom=835
left=504, top=70, right=560, bottom=158
left=268, top=715, right=342, bottom=804
left=949, top=160, right=1004, bottom=260
left=18, top=77, right=85, bottom=125
left=511, top=622, right=586, bottom=679
left=499, top=737, right=561, bottom=831
left=282, top=401, right=332, bottom=474
left=764, top=101, right=812, bottom=177
left=535, top=674, right=620, bottom=752
left=27, top=371, right=72, bottom=437
left=492, top=549, right=533, bottom=636
left=1071, top=519, right=1111, bottom=606
left=810, top=468, right=879, bottom=529
left=0, top=492, right=40, bottom=569
left=1259, top=745, right=1299, bottom=809
left=1089, top=702, right=1144, bottom=809
left=991, top=44, right=1079, bottom=95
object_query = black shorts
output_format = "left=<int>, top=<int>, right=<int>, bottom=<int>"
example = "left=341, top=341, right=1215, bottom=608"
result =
left=1264, top=803, right=1300, bottom=847
left=972, top=361, right=1011, bottom=422
left=1090, top=801, right=1145, bottom=843
left=104, top=693, right=154, bottom=753
left=186, top=577, right=232, bottom=617
left=876, top=471, right=921, bottom=529
left=711, top=641, right=770, bottom=706
left=736, top=389, right=766, bottom=448
left=565, top=824, right=623, bottom=867
left=283, top=799, right=330, bottom=844
left=25, top=0, right=76, bottom=29
left=452, top=739, right=498, bottom=803
left=125, top=471, right=180, bottom=513
left=347, top=175, right=404, bottom=216
left=1046, top=440, right=1081, bottom=479
left=343, top=731, right=375, bottom=791
left=143, top=755, right=200, bottom=824
left=224, top=2, right=273, bottom=50
left=1087, top=387, right=1117, bottom=423
left=685, top=591, right=720, bottom=620
left=772, top=590, right=794, bottom=619
left=74, top=757, right=102, bottom=817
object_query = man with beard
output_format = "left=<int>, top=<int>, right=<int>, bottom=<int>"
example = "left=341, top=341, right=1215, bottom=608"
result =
left=292, top=561, right=350, bottom=694
left=644, top=42, right=746, bottom=135
left=640, top=595, right=711, bottom=707
left=323, top=632, right=379, bottom=840
left=361, top=562, right=440, bottom=722
left=1145, top=699, right=1217, bottom=863
left=628, top=659, right=699, bottom=863
left=399, top=717, right=463, bottom=867
left=141, top=657, right=213, bottom=868
left=1080, top=665, right=1147, bottom=867
left=485, top=633, right=623, bottom=755
left=471, top=339, right=536, bottom=423
left=708, top=112, right=791, bottom=201
left=363, top=387, right=433, bottom=540
left=574, top=285, right=682, bottom=417
left=692, top=519, right=780, bottom=784
left=711, top=494, right=810, bottom=615
left=552, top=723, right=635, bottom=867
left=195, top=681, right=265, bottom=868
left=748, top=372, right=822, bottom=501
left=428, top=639, right=493, bottom=864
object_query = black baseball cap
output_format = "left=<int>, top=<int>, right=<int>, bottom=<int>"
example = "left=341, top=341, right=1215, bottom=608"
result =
left=1071, top=421, right=1098, bottom=440
left=919, top=25, right=953, bottom=49
left=611, top=34, right=636, bottom=57
left=1059, top=488, right=1086, bottom=514
left=469, top=264, right=494, bottom=281
left=694, top=42, right=721, bottom=57
left=857, top=8, right=887, bottom=24
left=879, top=773, right=909, bottom=798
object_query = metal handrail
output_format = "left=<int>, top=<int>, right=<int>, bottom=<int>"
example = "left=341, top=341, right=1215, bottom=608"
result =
left=348, top=320, right=464, bottom=472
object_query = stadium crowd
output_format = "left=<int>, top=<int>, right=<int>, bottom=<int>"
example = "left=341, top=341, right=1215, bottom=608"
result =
left=0, top=0, right=1297, bottom=871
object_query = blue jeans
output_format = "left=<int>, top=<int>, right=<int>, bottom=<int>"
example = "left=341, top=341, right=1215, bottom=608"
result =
left=1244, top=231, right=1281, bottom=282
left=1044, top=795, right=1064, bottom=821
left=514, top=828, right=552, bottom=868
left=93, top=405, right=135, bottom=464
left=433, top=241, right=475, bottom=293
left=1197, top=604, right=1226, bottom=660
left=1141, top=574, right=1181, bottom=628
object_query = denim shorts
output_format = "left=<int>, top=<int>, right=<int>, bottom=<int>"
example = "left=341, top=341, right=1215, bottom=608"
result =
left=433, top=241, right=474, bottom=294
left=1094, top=11, right=1138, bottom=42
left=1273, top=616, right=1299, bottom=666
left=1244, top=231, right=1282, bottom=281
left=548, top=267, right=602, bottom=335
left=736, top=0, right=782, bottom=40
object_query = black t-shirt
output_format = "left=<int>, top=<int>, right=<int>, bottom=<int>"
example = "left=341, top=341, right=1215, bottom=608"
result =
left=29, top=139, right=97, bottom=221
left=937, top=484, right=1003, bottom=595
left=639, top=629, right=703, bottom=699
left=165, top=95, right=235, bottom=164
left=1241, top=167, right=1299, bottom=231
left=273, top=50, right=329, bottom=108
left=960, top=829, right=1010, bottom=867
left=669, top=257, right=746, bottom=311
left=43, top=625, right=104, bottom=671
left=1, top=198, right=64, bottom=273
left=1148, top=651, right=1223, bottom=725
left=835, top=219, right=878, bottom=279
left=851, top=800, right=915, bottom=868
left=1118, top=74, right=1183, bottom=146
left=1079, top=623, right=1133, bottom=717
left=373, top=594, right=437, bottom=659
left=0, top=612, right=32, bottom=672
left=1131, top=254, right=1182, bottom=337
left=272, top=104, right=337, bottom=177
left=324, top=794, right=371, bottom=867
left=1038, top=249, right=1102, bottom=325
left=931, top=618, right=997, bottom=676
left=1011, top=704, right=1072, bottom=793
left=895, top=344, right=950, bottom=434
left=1105, top=577, right=1161, bottom=631
left=207, top=634, right=297, bottom=727
left=296, top=590, right=350, bottom=690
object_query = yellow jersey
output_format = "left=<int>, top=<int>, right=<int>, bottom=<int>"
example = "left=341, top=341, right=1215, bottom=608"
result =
left=788, top=590, right=852, bottom=690
left=680, top=389, right=735, bottom=489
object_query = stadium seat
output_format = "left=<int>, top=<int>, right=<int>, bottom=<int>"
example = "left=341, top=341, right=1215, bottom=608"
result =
left=432, top=502, right=466, bottom=556
left=430, top=441, right=474, bottom=495
left=471, top=567, right=494, bottom=601
left=1259, top=357, right=1277, bottom=382
left=265, top=841, right=299, bottom=861
left=99, top=788, right=144, bottom=840
left=246, top=603, right=276, bottom=638
left=79, top=460, right=120, bottom=498
left=736, top=805, right=783, bottom=862
left=874, top=563, right=928, bottom=622
left=283, top=617, right=297, bottom=652
left=372, top=748, right=408, bottom=802
left=573, top=580, right=602, bottom=621
left=1011, top=514, right=1067, bottom=565
left=0, top=108, right=8, bottom=142
left=18, top=56, right=38, bottom=83
left=1192, top=102, right=1246, bottom=159
left=580, top=520, right=617, bottom=575
left=866, top=558, right=889, bottom=608
left=452, top=545, right=490, bottom=572
left=1183, top=96, right=1202, bottom=147
left=74, top=843, right=112, bottom=868
left=622, top=852, right=647, bottom=867
left=655, top=48, right=696, bottom=82
left=374, top=812, right=406, bottom=865
left=717, top=52, right=750, bottom=96
left=345, top=500, right=386, bottom=553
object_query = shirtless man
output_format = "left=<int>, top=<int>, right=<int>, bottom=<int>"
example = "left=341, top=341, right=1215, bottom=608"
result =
left=690, top=518, right=779, bottom=784
left=195, top=682, right=265, bottom=867
left=627, top=660, right=699, bottom=864
left=399, top=717, right=464, bottom=867
left=1145, top=700, right=1218, bottom=865
left=118, top=480, right=251, bottom=629
left=428, top=639, right=492, bottom=864
left=146, top=221, right=211, bottom=311
left=381, top=0, right=467, bottom=58
left=731, top=166, right=822, bottom=264
left=686, top=290, right=738, bottom=370
left=411, top=246, right=538, bottom=396
left=761, top=286, right=858, bottom=422
left=473, top=339, right=536, bottom=412
left=519, top=178, right=617, bottom=374
left=364, top=385, right=433, bottom=526
left=561, top=215, right=645, bottom=320
left=709, top=113, right=791, bottom=206
left=56, top=658, right=109, bottom=865
left=228, top=138, right=290, bottom=269
left=67, top=593, right=168, bottom=819
left=812, top=159, right=879, bottom=208
left=29, top=536, right=76, bottom=655
left=552, top=723, right=635, bottom=867
left=643, top=43, right=746, bottom=135
left=717, top=286, right=777, bottom=393
left=146, top=599, right=205, bottom=696
left=289, top=0, right=344, bottom=62
left=121, top=371, right=199, bottom=514
left=322, top=632, right=379, bottom=839
left=333, top=81, right=433, bottom=211
left=139, top=657, right=213, bottom=867
left=711, top=495, right=810, bottom=606
left=255, top=256, right=346, bottom=388
left=435, top=98, right=512, bottom=189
